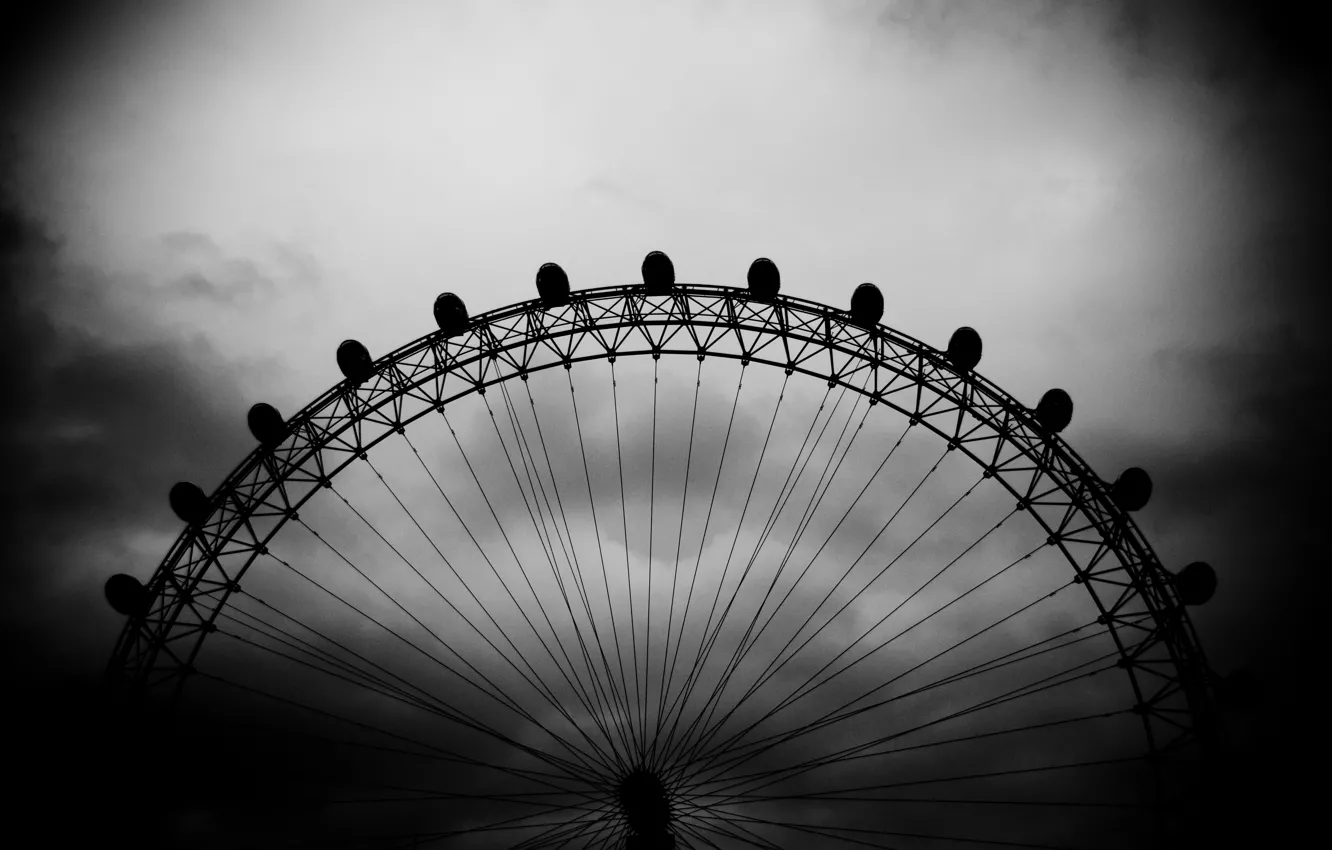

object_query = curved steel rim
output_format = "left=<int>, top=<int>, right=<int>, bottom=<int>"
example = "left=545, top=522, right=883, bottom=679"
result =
left=108, top=281, right=1216, bottom=770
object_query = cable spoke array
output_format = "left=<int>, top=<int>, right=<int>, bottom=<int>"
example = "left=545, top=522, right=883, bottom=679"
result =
left=106, top=282, right=1218, bottom=848
left=140, top=350, right=1182, bottom=848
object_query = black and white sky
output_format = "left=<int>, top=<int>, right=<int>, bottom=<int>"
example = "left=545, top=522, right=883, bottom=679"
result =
left=2, top=1, right=1327, bottom=847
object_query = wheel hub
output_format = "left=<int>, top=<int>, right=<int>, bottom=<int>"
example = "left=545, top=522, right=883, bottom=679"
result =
left=618, top=767, right=674, bottom=847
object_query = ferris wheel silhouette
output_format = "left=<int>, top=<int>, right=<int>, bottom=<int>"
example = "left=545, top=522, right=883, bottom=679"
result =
left=106, top=253, right=1223, bottom=849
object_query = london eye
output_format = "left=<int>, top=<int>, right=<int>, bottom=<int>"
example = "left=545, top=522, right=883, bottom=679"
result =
left=105, top=252, right=1222, bottom=848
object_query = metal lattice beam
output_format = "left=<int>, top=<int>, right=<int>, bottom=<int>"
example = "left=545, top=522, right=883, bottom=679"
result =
left=108, top=283, right=1216, bottom=763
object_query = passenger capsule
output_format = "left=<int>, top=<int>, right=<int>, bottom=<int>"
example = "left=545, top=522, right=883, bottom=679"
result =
left=433, top=293, right=470, bottom=337
left=1111, top=467, right=1152, bottom=512
left=1174, top=561, right=1217, bottom=606
left=849, top=283, right=883, bottom=329
left=105, top=573, right=148, bottom=618
left=247, top=403, right=287, bottom=447
left=642, top=251, right=675, bottom=295
left=747, top=258, right=780, bottom=300
left=536, top=263, right=571, bottom=307
left=1035, top=388, right=1073, bottom=434
left=169, top=481, right=209, bottom=525
left=946, top=327, right=982, bottom=372
left=336, top=339, right=374, bottom=384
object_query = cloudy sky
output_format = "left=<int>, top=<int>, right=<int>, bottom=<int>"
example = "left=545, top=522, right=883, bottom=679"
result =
left=2, top=0, right=1326, bottom=846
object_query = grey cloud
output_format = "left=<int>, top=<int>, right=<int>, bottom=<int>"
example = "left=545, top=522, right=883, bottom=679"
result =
left=159, top=231, right=319, bottom=306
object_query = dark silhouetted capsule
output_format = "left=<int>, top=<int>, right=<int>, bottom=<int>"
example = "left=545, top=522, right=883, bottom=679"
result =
left=433, top=293, right=469, bottom=337
left=747, top=258, right=780, bottom=299
left=336, top=339, right=374, bottom=384
left=170, top=481, right=209, bottom=525
left=247, top=403, right=287, bottom=447
left=536, top=263, right=570, bottom=307
left=105, top=573, right=148, bottom=618
left=849, top=283, right=883, bottom=329
left=1035, top=388, right=1073, bottom=433
left=1111, top=467, right=1152, bottom=512
left=947, top=327, right=982, bottom=372
left=1174, top=561, right=1217, bottom=606
left=642, top=251, right=675, bottom=295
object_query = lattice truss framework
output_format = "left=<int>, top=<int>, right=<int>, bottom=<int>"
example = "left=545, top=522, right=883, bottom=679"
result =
left=109, top=283, right=1216, bottom=765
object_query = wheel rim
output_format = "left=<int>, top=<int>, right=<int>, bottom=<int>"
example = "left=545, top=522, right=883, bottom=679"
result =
left=108, top=281, right=1218, bottom=847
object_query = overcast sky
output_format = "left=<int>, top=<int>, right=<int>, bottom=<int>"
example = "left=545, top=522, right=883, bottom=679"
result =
left=2, top=0, right=1326, bottom=846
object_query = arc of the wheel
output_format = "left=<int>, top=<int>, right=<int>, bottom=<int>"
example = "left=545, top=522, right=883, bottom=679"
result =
left=111, top=284, right=1209, bottom=756
left=132, top=370, right=1188, bottom=826
left=128, top=339, right=1170, bottom=775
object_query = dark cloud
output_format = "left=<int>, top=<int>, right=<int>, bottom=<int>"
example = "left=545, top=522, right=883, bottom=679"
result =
left=0, top=146, right=299, bottom=846
left=1079, top=320, right=1328, bottom=845
left=1, top=0, right=180, bottom=117
left=1080, top=6, right=1328, bottom=837
left=1110, top=0, right=1330, bottom=322
left=894, top=2, right=1332, bottom=841
left=1109, top=0, right=1330, bottom=85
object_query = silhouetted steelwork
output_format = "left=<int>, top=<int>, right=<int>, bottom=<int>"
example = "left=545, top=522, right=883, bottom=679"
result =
left=107, top=254, right=1223, bottom=845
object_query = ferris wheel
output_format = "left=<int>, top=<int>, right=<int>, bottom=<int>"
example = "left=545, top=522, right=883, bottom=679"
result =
left=105, top=253, right=1223, bottom=849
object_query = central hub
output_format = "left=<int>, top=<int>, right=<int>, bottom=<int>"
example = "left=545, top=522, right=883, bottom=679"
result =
left=618, top=767, right=673, bottom=842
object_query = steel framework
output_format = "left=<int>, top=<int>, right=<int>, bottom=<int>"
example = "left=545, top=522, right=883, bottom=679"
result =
left=108, top=280, right=1218, bottom=796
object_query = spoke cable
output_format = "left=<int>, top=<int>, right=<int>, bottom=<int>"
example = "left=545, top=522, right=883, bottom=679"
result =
left=565, top=367, right=643, bottom=764
left=324, top=474, right=622, bottom=777
left=494, top=379, right=632, bottom=763
left=660, top=375, right=878, bottom=768
left=650, top=364, right=747, bottom=761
